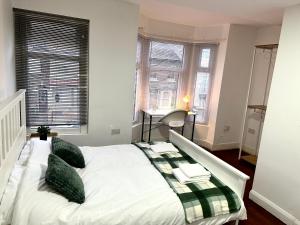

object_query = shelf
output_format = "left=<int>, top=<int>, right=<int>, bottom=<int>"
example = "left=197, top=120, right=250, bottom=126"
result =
left=241, top=155, right=257, bottom=165
left=255, top=44, right=278, bottom=50
left=30, top=132, right=58, bottom=138
left=248, top=105, right=267, bottom=111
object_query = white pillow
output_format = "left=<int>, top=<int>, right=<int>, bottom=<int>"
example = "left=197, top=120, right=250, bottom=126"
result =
left=28, top=139, right=51, bottom=166
left=18, top=141, right=33, bottom=166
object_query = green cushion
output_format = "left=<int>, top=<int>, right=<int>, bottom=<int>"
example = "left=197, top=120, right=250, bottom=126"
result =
left=51, top=137, right=85, bottom=168
left=45, top=154, right=85, bottom=204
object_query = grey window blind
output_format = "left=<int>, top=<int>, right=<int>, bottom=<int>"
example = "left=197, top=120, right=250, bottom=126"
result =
left=14, top=8, right=89, bottom=127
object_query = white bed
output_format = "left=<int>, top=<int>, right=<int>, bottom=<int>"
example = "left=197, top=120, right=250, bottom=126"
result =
left=0, top=91, right=250, bottom=225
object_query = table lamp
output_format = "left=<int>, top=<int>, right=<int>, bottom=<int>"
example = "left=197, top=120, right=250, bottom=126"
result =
left=183, top=95, right=190, bottom=111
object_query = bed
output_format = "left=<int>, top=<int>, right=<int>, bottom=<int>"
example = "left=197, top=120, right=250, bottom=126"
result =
left=0, top=90, right=250, bottom=225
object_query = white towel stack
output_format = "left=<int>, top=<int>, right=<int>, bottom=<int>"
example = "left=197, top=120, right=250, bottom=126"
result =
left=150, top=142, right=179, bottom=154
left=173, top=163, right=211, bottom=184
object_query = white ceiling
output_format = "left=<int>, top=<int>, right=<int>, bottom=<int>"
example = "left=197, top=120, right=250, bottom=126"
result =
left=125, top=0, right=300, bottom=27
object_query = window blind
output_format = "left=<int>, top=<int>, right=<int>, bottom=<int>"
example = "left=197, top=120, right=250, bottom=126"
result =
left=14, top=8, right=89, bottom=127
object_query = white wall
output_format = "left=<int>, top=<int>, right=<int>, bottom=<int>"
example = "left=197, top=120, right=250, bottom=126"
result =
left=213, top=25, right=257, bottom=150
left=205, top=37, right=229, bottom=148
left=250, top=5, right=300, bottom=224
left=13, top=0, right=139, bottom=146
left=0, top=0, right=15, bottom=101
left=255, top=25, right=281, bottom=46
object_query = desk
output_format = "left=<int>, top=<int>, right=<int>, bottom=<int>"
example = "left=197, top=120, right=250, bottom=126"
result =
left=141, top=109, right=196, bottom=142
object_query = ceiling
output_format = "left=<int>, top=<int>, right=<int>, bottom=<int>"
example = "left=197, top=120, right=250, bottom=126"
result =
left=125, top=0, right=300, bottom=27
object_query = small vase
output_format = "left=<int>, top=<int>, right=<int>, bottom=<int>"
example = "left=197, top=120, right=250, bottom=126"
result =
left=40, top=134, right=48, bottom=140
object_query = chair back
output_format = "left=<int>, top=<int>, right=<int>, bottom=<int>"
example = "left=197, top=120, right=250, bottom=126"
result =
left=158, top=109, right=188, bottom=128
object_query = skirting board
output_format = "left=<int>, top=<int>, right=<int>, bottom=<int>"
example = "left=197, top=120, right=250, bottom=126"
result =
left=249, top=190, right=300, bottom=225
left=193, top=139, right=239, bottom=151
left=132, top=123, right=239, bottom=151
left=211, top=142, right=240, bottom=151
left=242, top=145, right=256, bottom=155
left=193, top=138, right=212, bottom=150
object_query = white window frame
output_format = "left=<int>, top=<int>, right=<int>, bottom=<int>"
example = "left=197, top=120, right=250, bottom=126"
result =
left=133, top=38, right=142, bottom=122
left=192, top=44, right=217, bottom=124
left=158, top=90, right=173, bottom=109
left=146, top=39, right=185, bottom=111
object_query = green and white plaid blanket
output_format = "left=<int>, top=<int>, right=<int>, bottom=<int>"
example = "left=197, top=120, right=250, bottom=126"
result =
left=135, top=142, right=241, bottom=224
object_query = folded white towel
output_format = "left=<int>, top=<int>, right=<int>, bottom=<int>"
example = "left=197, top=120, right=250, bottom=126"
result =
left=179, top=163, right=211, bottom=178
left=173, top=168, right=210, bottom=184
left=150, top=143, right=179, bottom=153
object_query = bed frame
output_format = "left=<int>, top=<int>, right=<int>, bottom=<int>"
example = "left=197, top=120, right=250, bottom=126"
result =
left=170, top=130, right=249, bottom=198
left=0, top=90, right=26, bottom=200
left=0, top=90, right=249, bottom=224
left=170, top=130, right=250, bottom=224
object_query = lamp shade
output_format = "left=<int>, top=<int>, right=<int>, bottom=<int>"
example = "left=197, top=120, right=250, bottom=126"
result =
left=183, top=95, right=190, bottom=103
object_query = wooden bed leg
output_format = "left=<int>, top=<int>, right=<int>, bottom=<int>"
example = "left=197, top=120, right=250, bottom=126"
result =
left=235, top=219, right=239, bottom=225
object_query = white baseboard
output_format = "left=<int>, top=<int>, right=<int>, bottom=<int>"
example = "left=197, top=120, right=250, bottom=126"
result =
left=242, top=145, right=256, bottom=155
left=211, top=142, right=239, bottom=151
left=192, top=139, right=240, bottom=151
left=132, top=123, right=239, bottom=152
left=249, top=190, right=300, bottom=225
left=193, top=138, right=213, bottom=150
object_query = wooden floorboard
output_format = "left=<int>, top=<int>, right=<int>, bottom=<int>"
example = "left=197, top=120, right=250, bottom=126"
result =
left=209, top=149, right=285, bottom=225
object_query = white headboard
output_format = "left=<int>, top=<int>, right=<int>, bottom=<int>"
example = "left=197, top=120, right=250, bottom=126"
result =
left=0, top=89, right=26, bottom=199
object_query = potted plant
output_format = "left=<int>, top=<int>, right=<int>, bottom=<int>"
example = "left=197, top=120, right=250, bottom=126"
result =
left=37, top=125, right=50, bottom=140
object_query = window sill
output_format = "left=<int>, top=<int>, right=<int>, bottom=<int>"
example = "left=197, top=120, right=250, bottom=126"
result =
left=132, top=120, right=139, bottom=126
left=27, top=125, right=88, bottom=136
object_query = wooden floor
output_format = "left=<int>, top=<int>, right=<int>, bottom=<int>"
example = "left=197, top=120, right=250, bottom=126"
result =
left=210, top=149, right=285, bottom=225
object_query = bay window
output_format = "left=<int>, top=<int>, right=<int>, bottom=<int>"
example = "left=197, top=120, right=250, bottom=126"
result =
left=133, top=36, right=217, bottom=124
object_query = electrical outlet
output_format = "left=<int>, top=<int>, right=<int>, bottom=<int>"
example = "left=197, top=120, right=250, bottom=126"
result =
left=223, top=125, right=230, bottom=132
left=111, top=128, right=120, bottom=135
left=110, top=125, right=120, bottom=135
left=248, top=128, right=255, bottom=134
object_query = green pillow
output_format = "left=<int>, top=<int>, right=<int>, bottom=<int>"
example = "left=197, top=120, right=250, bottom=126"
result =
left=45, top=154, right=85, bottom=204
left=51, top=137, right=85, bottom=168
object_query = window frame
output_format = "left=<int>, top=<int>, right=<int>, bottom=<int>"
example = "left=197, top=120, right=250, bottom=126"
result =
left=146, top=39, right=185, bottom=111
left=14, top=8, right=89, bottom=133
left=192, top=44, right=218, bottom=124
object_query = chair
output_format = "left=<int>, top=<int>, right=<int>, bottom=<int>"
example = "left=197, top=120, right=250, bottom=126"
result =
left=158, top=109, right=188, bottom=135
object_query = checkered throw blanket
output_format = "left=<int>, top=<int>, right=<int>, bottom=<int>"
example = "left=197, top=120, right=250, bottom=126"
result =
left=135, top=142, right=241, bottom=224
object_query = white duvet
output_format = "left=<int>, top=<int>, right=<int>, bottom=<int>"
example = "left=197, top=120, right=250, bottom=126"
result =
left=11, top=142, right=246, bottom=225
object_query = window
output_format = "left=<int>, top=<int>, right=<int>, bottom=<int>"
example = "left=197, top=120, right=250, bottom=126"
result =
left=148, top=41, right=184, bottom=110
left=14, top=9, right=89, bottom=129
left=193, top=46, right=216, bottom=123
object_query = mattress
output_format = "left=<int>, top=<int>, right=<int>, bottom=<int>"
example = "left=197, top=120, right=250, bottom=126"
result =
left=11, top=141, right=246, bottom=225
